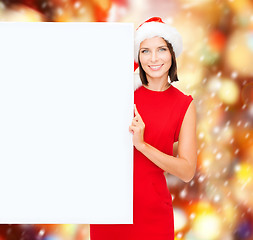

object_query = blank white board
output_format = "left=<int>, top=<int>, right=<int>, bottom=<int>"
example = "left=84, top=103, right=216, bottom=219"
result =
left=0, top=22, right=134, bottom=224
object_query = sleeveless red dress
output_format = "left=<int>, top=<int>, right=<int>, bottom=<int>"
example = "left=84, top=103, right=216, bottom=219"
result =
left=90, top=84, right=193, bottom=240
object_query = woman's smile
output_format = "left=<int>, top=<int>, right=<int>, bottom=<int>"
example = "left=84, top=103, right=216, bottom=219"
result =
left=149, top=64, right=164, bottom=71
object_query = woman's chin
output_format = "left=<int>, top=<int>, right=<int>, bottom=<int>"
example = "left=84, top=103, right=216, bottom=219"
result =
left=146, top=73, right=167, bottom=80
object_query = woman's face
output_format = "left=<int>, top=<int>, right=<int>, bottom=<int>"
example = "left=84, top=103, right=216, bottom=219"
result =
left=139, top=36, right=172, bottom=81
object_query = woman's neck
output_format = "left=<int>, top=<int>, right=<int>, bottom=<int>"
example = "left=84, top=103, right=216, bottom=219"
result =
left=144, top=80, right=171, bottom=91
left=145, top=75, right=171, bottom=91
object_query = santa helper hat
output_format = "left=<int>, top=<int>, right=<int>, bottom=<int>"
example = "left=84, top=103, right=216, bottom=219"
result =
left=134, top=17, right=183, bottom=91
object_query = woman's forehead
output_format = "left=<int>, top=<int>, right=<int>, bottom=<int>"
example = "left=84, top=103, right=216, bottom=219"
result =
left=140, top=36, right=167, bottom=48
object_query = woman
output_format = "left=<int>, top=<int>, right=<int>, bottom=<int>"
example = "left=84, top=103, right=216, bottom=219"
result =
left=90, top=16, right=197, bottom=240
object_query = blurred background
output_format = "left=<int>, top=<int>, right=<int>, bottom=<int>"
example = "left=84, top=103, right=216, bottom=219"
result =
left=0, top=0, right=253, bottom=239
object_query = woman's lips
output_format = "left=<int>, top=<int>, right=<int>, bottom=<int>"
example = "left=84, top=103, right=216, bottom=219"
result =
left=149, top=64, right=163, bottom=71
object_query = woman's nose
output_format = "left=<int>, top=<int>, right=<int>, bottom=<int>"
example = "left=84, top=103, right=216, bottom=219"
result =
left=151, top=51, right=158, bottom=62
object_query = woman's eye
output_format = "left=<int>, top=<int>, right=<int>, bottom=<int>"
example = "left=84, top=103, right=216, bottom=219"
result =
left=141, top=48, right=166, bottom=53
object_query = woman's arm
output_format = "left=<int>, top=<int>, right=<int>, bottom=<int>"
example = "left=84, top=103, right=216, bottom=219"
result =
left=136, top=101, right=197, bottom=183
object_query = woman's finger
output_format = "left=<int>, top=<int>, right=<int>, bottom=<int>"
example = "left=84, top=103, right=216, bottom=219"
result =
left=129, top=126, right=134, bottom=134
left=132, top=118, right=140, bottom=127
left=133, top=104, right=138, bottom=118
left=133, top=116, right=139, bottom=122
left=129, top=125, right=138, bottom=133
left=132, top=117, right=145, bottom=129
left=134, top=104, right=140, bottom=117
left=134, top=104, right=144, bottom=123
left=133, top=116, right=138, bottom=122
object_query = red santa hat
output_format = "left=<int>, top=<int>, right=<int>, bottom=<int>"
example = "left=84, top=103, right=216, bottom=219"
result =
left=134, top=17, right=183, bottom=90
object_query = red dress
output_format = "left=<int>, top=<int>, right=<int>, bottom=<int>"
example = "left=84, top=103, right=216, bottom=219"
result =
left=90, top=85, right=193, bottom=240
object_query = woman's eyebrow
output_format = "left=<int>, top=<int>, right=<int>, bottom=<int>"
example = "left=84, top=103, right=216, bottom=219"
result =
left=140, top=45, right=167, bottom=50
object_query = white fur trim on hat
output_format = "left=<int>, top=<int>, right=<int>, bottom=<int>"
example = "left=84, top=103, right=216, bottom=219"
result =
left=134, top=21, right=183, bottom=63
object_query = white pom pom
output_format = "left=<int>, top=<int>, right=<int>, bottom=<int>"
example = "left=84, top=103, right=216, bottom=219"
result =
left=134, top=73, right=143, bottom=91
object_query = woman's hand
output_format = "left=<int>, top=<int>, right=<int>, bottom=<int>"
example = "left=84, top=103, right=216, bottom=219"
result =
left=129, top=104, right=146, bottom=151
